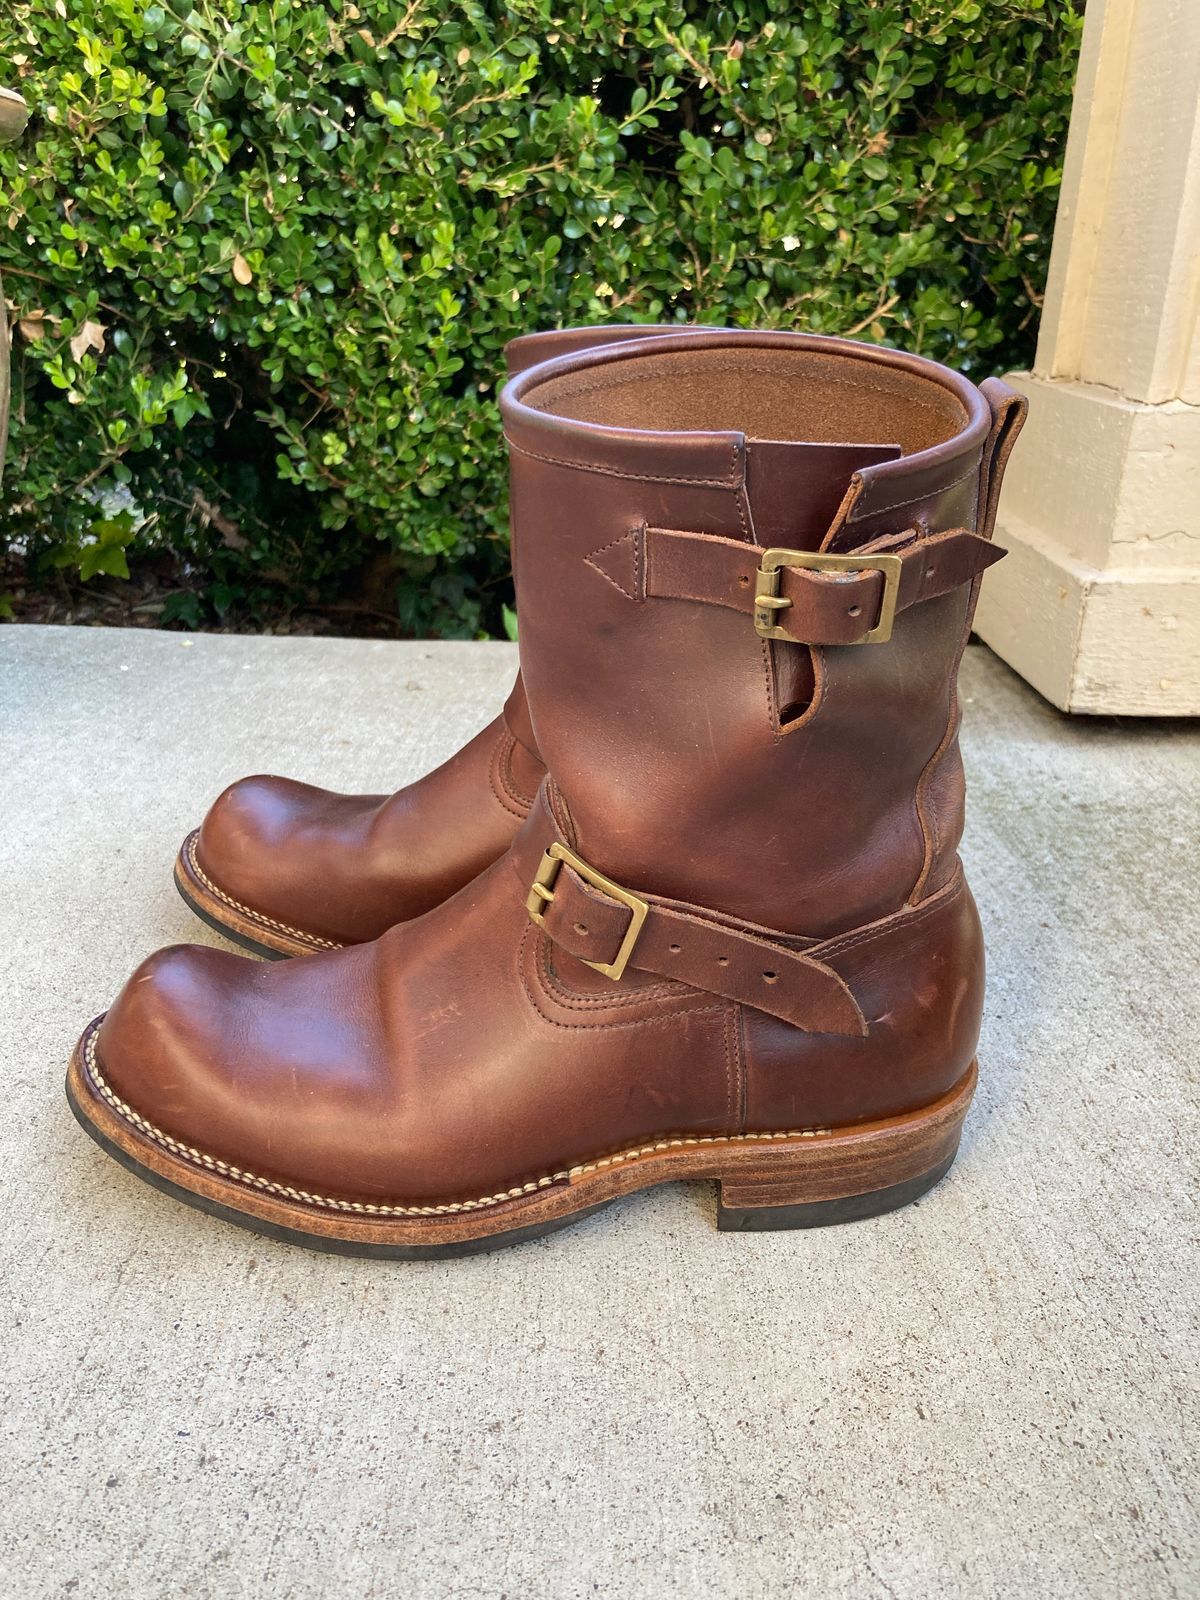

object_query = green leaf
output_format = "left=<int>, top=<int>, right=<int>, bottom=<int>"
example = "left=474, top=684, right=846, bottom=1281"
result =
left=78, top=544, right=131, bottom=581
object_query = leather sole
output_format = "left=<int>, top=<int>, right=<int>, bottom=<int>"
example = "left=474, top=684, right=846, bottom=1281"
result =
left=173, top=831, right=337, bottom=961
left=67, top=1019, right=976, bottom=1258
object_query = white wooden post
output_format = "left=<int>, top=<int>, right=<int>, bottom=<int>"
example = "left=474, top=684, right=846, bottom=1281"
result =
left=973, top=0, right=1200, bottom=714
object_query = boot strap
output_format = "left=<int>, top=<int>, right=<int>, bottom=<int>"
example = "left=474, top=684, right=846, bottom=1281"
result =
left=512, top=792, right=867, bottom=1037
left=588, top=524, right=1003, bottom=646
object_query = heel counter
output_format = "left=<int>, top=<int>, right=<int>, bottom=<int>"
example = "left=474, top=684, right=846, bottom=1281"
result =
left=743, top=871, right=985, bottom=1130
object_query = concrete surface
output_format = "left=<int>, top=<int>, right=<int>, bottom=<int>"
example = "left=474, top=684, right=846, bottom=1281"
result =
left=0, top=624, right=1196, bottom=1600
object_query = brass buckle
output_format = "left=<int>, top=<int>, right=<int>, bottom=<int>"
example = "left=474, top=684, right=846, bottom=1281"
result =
left=753, top=547, right=904, bottom=645
left=526, top=841, right=650, bottom=981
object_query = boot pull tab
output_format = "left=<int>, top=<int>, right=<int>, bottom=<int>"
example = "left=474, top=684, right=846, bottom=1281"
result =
left=978, top=377, right=1028, bottom=543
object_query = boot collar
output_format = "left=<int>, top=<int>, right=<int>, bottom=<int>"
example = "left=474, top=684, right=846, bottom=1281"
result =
left=501, top=329, right=993, bottom=546
left=503, top=322, right=720, bottom=376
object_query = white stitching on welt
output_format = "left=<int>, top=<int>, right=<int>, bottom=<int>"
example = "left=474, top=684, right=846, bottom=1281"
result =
left=183, top=835, right=342, bottom=951
left=82, top=1030, right=830, bottom=1219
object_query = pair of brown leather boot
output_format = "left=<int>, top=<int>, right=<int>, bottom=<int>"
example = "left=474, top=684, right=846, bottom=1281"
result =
left=68, top=325, right=1026, bottom=1257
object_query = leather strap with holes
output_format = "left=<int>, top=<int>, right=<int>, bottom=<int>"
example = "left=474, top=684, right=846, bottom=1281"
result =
left=510, top=789, right=867, bottom=1037
left=640, top=525, right=1004, bottom=645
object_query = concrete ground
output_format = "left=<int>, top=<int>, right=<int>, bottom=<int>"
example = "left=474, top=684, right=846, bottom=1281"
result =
left=0, top=624, right=1196, bottom=1600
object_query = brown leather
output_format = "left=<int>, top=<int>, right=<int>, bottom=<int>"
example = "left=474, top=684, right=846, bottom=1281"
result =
left=88, top=330, right=1025, bottom=1221
left=508, top=334, right=1010, bottom=937
left=511, top=788, right=866, bottom=1035
left=194, top=714, right=535, bottom=945
left=190, top=323, right=722, bottom=947
left=979, top=376, right=1029, bottom=542
left=610, top=522, right=1004, bottom=645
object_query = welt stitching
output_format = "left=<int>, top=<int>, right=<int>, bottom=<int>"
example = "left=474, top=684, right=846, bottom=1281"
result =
left=184, top=835, right=341, bottom=950
left=83, top=1028, right=829, bottom=1218
left=505, top=435, right=737, bottom=487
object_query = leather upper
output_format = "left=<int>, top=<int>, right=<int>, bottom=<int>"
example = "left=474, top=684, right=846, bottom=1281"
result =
left=94, top=329, right=1025, bottom=1208
left=501, top=331, right=1009, bottom=938
left=194, top=714, right=537, bottom=944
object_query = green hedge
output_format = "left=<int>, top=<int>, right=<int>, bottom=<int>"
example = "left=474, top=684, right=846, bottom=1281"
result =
left=0, top=1, right=1082, bottom=635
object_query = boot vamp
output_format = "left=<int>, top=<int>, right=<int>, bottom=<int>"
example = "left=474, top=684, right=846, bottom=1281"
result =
left=93, top=858, right=737, bottom=1207
left=193, top=716, right=527, bottom=944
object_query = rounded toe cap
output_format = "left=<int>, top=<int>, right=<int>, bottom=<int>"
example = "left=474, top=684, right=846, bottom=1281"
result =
left=194, top=775, right=313, bottom=902
left=191, top=777, right=389, bottom=946
left=88, top=939, right=401, bottom=1201
left=95, top=942, right=248, bottom=1109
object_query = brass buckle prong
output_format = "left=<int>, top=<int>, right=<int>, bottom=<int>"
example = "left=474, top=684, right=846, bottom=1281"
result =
left=526, top=842, right=650, bottom=982
left=753, top=548, right=904, bottom=645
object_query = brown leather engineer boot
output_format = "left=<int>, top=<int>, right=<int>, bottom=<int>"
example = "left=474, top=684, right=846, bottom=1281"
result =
left=176, top=323, right=713, bottom=957
left=69, top=330, right=1025, bottom=1257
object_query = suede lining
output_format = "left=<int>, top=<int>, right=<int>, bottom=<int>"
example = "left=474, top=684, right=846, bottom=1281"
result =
left=524, top=348, right=967, bottom=455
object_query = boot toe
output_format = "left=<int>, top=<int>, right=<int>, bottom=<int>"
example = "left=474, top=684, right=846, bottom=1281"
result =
left=87, top=940, right=403, bottom=1202
left=190, top=777, right=391, bottom=946
left=93, top=943, right=254, bottom=1144
left=194, top=775, right=312, bottom=908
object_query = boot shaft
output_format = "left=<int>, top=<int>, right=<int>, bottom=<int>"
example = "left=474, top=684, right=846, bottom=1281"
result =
left=499, top=322, right=725, bottom=768
left=502, top=331, right=1025, bottom=939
